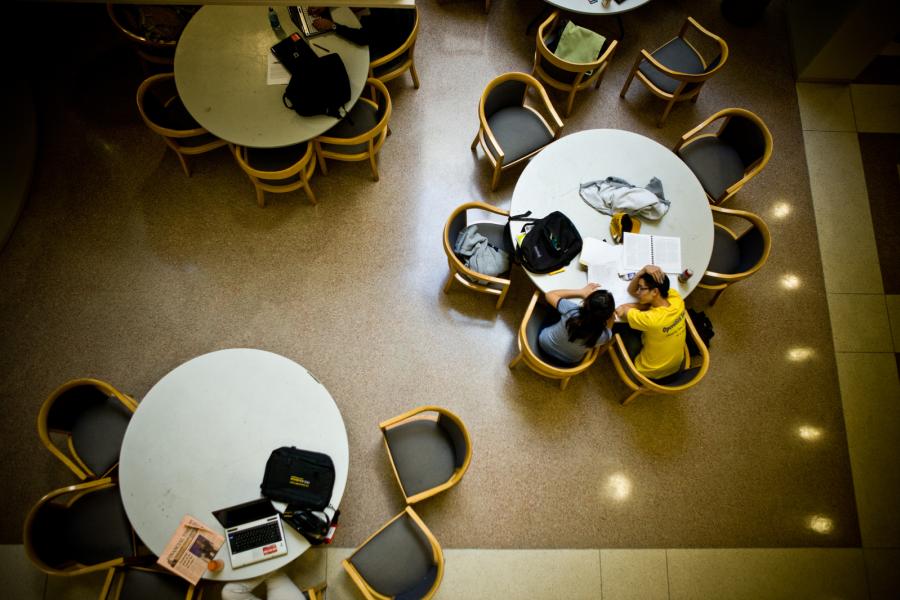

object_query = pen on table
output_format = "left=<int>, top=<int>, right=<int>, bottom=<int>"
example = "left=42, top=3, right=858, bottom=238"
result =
left=313, top=43, right=329, bottom=53
left=547, top=268, right=566, bottom=276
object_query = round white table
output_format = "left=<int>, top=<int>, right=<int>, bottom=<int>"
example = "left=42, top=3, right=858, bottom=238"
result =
left=174, top=6, right=370, bottom=148
left=546, top=0, right=651, bottom=16
left=510, top=129, right=713, bottom=299
left=119, top=349, right=349, bottom=581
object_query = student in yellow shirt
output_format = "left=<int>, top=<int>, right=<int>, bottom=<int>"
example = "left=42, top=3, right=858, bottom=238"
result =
left=614, top=264, right=686, bottom=379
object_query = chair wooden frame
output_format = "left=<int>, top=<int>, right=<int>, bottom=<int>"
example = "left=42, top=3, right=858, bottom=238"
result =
left=619, top=17, right=728, bottom=127
left=38, top=378, right=138, bottom=482
left=342, top=507, right=444, bottom=600
left=231, top=142, right=317, bottom=208
left=314, top=79, right=392, bottom=182
left=698, top=204, right=772, bottom=306
left=368, top=7, right=420, bottom=90
left=99, top=566, right=201, bottom=600
left=136, top=73, right=228, bottom=177
left=471, top=72, right=564, bottom=191
left=379, top=405, right=473, bottom=504
left=24, top=477, right=139, bottom=576
left=442, top=201, right=512, bottom=309
left=673, top=108, right=773, bottom=205
left=106, top=3, right=178, bottom=69
left=533, top=10, right=619, bottom=117
left=508, top=291, right=606, bottom=390
left=608, top=311, right=710, bottom=405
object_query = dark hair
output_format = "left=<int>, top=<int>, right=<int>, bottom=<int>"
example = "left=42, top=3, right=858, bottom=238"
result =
left=566, top=290, right=615, bottom=346
left=639, top=272, right=670, bottom=297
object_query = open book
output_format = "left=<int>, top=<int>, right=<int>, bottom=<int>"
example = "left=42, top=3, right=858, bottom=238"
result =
left=622, top=233, right=682, bottom=274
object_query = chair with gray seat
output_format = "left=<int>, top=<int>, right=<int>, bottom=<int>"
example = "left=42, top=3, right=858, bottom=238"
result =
left=471, top=72, right=563, bottom=190
left=313, top=78, right=392, bottom=181
left=380, top=406, right=472, bottom=505
left=532, top=9, right=618, bottom=117
left=674, top=108, right=773, bottom=206
left=232, top=141, right=317, bottom=207
left=442, top=201, right=512, bottom=309
left=136, top=73, right=228, bottom=177
left=38, top=378, right=138, bottom=482
left=367, top=7, right=420, bottom=92
left=99, top=566, right=200, bottom=600
left=24, top=478, right=138, bottom=576
left=698, top=204, right=772, bottom=306
left=619, top=17, right=728, bottom=127
left=343, top=506, right=444, bottom=600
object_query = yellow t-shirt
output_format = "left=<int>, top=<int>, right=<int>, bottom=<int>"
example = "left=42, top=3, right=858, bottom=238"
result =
left=626, top=290, right=686, bottom=379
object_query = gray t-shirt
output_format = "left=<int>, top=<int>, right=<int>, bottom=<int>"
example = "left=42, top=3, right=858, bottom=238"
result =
left=538, top=298, right=612, bottom=365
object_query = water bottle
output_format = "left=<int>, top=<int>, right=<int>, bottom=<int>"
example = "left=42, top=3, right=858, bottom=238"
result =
left=268, top=7, right=287, bottom=39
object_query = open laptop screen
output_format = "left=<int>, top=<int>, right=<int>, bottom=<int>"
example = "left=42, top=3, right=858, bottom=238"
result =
left=212, top=498, right=278, bottom=529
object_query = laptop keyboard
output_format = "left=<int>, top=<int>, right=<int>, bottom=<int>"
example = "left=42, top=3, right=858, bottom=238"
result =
left=229, top=521, right=281, bottom=554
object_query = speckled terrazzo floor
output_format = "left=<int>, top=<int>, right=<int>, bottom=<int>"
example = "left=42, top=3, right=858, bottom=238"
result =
left=0, top=0, right=860, bottom=549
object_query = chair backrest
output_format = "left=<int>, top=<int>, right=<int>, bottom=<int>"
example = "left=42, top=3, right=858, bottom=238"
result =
left=344, top=507, right=443, bottom=600
left=318, top=78, right=392, bottom=149
left=232, top=142, right=314, bottom=181
left=25, top=478, right=134, bottom=576
left=484, top=79, right=528, bottom=117
left=719, top=110, right=772, bottom=170
left=369, top=7, right=418, bottom=67
left=102, top=566, right=196, bottom=600
left=680, top=17, right=728, bottom=79
left=436, top=410, right=471, bottom=470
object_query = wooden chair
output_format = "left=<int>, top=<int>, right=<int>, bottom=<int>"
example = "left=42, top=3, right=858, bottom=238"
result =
left=136, top=73, right=228, bottom=177
left=698, top=205, right=772, bottom=306
left=107, top=3, right=195, bottom=73
left=533, top=10, right=619, bottom=117
left=509, top=291, right=606, bottom=390
left=442, top=201, right=512, bottom=309
left=303, top=583, right=327, bottom=600
left=38, top=378, right=138, bottom=482
left=674, top=108, right=773, bottom=205
left=231, top=142, right=317, bottom=207
left=471, top=72, right=563, bottom=191
left=380, top=406, right=472, bottom=504
left=314, top=79, right=392, bottom=182
left=99, top=566, right=200, bottom=600
left=343, top=507, right=444, bottom=600
left=619, top=17, right=728, bottom=127
left=608, top=311, right=710, bottom=405
left=368, top=7, right=420, bottom=91
left=24, top=478, right=139, bottom=576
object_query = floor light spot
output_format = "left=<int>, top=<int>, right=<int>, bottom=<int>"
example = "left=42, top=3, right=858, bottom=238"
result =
left=606, top=473, right=632, bottom=501
left=808, top=515, right=834, bottom=534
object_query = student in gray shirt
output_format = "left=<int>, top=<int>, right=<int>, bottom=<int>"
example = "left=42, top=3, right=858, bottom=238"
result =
left=538, top=283, right=615, bottom=365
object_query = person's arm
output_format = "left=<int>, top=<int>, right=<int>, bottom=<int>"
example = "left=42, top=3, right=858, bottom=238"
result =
left=626, top=264, right=665, bottom=297
left=544, top=283, right=600, bottom=309
left=615, top=302, right=640, bottom=320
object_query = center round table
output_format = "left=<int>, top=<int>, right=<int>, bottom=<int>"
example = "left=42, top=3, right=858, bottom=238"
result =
left=119, top=349, right=349, bottom=581
left=509, top=129, right=713, bottom=299
left=174, top=6, right=370, bottom=148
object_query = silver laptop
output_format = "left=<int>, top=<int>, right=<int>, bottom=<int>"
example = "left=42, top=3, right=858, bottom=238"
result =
left=212, top=499, right=288, bottom=568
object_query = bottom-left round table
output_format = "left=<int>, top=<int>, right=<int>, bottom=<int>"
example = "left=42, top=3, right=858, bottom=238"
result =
left=119, top=348, right=349, bottom=581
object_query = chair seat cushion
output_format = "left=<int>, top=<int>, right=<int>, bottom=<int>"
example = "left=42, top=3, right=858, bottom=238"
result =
left=486, top=107, right=554, bottom=164
left=384, top=419, right=456, bottom=497
left=677, top=136, right=745, bottom=200
left=120, top=569, right=191, bottom=600
left=706, top=225, right=741, bottom=275
left=65, top=487, right=134, bottom=565
left=639, top=37, right=704, bottom=94
left=349, top=513, right=436, bottom=596
left=145, top=95, right=200, bottom=132
left=246, top=143, right=310, bottom=185
left=70, top=396, right=132, bottom=476
left=372, top=52, right=410, bottom=78
left=319, top=100, right=379, bottom=156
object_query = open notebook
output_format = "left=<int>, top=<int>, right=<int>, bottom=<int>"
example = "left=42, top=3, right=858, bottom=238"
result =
left=622, top=232, right=682, bottom=274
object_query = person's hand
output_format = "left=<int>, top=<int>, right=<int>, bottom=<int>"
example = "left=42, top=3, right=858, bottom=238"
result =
left=581, top=282, right=601, bottom=297
left=308, top=7, right=328, bottom=16
left=644, top=264, right=665, bottom=283
left=312, top=17, right=335, bottom=31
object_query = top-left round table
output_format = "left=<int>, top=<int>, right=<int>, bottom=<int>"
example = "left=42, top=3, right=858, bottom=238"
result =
left=119, top=348, right=349, bottom=581
left=174, top=6, right=370, bottom=148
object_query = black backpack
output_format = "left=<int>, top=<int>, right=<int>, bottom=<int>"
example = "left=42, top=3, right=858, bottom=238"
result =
left=274, top=35, right=350, bottom=118
left=686, top=308, right=714, bottom=354
left=507, top=211, right=583, bottom=274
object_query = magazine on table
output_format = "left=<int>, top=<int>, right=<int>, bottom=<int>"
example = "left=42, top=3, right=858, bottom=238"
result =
left=157, top=515, right=225, bottom=584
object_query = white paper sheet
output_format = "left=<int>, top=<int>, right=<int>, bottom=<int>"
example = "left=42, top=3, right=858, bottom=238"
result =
left=267, top=53, right=291, bottom=85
